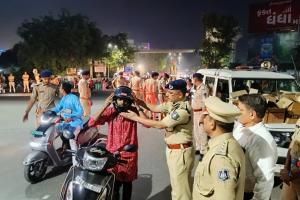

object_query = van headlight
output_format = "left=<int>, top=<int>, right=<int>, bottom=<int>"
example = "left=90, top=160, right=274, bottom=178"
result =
left=82, top=152, right=108, bottom=172
left=270, top=131, right=292, bottom=148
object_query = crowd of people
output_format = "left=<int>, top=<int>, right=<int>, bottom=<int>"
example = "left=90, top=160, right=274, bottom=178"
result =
left=20, top=68, right=300, bottom=200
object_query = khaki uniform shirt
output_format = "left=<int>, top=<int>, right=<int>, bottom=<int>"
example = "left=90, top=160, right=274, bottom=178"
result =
left=30, top=83, right=57, bottom=111
left=193, top=133, right=245, bottom=200
left=78, top=79, right=91, bottom=99
left=8, top=75, right=15, bottom=82
left=191, top=83, right=209, bottom=110
left=157, top=101, right=193, bottom=144
left=22, top=74, right=30, bottom=81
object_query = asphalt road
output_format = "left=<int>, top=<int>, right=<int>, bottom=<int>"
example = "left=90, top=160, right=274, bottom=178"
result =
left=0, top=93, right=173, bottom=200
left=0, top=93, right=281, bottom=200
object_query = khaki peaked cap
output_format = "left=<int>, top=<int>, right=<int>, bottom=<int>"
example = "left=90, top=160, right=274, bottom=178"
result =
left=204, top=96, right=240, bottom=123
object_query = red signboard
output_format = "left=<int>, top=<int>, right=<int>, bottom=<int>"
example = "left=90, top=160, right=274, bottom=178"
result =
left=249, top=0, right=300, bottom=33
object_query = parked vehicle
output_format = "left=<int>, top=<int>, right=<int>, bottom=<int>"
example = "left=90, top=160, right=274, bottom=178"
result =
left=23, top=110, right=100, bottom=183
left=197, top=68, right=299, bottom=179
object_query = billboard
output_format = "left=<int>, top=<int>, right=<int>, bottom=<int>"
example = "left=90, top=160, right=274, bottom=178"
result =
left=248, top=32, right=298, bottom=64
left=249, top=0, right=300, bottom=33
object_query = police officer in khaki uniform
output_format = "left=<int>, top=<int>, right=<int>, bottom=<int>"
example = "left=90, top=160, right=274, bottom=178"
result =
left=8, top=73, right=16, bottom=93
left=193, top=96, right=245, bottom=200
left=280, top=118, right=300, bottom=200
left=78, top=70, right=92, bottom=116
left=121, top=79, right=194, bottom=200
left=22, top=71, right=30, bottom=93
left=191, top=73, right=209, bottom=158
left=23, top=70, right=57, bottom=126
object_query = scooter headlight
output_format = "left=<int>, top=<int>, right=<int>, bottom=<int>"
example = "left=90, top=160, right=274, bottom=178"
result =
left=82, top=152, right=108, bottom=172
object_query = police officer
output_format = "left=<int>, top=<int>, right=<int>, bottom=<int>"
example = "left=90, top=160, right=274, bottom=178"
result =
left=280, top=118, right=300, bottom=200
left=120, top=79, right=194, bottom=200
left=8, top=73, right=16, bottom=93
left=193, top=96, right=245, bottom=200
left=191, top=73, right=209, bottom=158
left=78, top=70, right=92, bottom=116
left=23, top=70, right=57, bottom=126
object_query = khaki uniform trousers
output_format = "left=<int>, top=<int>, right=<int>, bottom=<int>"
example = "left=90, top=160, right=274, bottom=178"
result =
left=281, top=182, right=300, bottom=200
left=80, top=99, right=91, bottom=117
left=193, top=111, right=208, bottom=154
left=23, top=81, right=30, bottom=92
left=166, top=146, right=194, bottom=200
left=9, top=82, right=15, bottom=93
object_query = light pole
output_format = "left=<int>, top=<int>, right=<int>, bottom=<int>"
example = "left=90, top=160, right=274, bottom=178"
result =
left=107, top=43, right=119, bottom=78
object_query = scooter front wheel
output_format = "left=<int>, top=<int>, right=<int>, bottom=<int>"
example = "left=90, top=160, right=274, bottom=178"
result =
left=24, top=160, right=48, bottom=183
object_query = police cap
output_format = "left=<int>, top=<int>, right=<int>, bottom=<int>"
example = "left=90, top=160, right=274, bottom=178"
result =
left=165, top=79, right=187, bottom=93
left=204, top=96, right=240, bottom=123
left=40, top=70, right=52, bottom=78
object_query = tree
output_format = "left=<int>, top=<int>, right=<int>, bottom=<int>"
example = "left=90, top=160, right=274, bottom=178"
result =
left=102, top=33, right=136, bottom=76
left=17, top=10, right=106, bottom=74
left=199, top=13, right=240, bottom=68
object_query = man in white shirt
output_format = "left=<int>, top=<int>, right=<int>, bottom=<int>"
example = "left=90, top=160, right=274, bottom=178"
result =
left=233, top=94, right=278, bottom=200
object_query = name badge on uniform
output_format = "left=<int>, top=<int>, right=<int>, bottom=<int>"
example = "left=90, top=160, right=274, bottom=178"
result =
left=218, top=169, right=230, bottom=181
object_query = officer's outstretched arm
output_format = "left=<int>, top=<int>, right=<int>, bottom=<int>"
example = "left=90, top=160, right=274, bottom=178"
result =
left=134, top=98, right=161, bottom=113
left=120, top=111, right=167, bottom=129
left=210, top=156, right=240, bottom=200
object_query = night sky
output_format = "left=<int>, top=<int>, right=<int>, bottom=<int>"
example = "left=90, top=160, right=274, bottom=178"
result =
left=0, top=0, right=266, bottom=50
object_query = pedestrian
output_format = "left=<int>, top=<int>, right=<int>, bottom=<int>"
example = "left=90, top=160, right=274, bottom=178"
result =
left=185, top=78, right=193, bottom=102
left=112, top=72, right=128, bottom=89
left=22, top=71, right=30, bottom=93
left=191, top=73, right=209, bottom=158
left=193, top=96, right=245, bottom=199
left=129, top=70, right=142, bottom=99
left=102, top=77, right=107, bottom=91
left=0, top=74, right=5, bottom=94
left=158, top=72, right=169, bottom=104
left=143, top=72, right=159, bottom=119
left=280, top=118, right=300, bottom=200
left=8, top=73, right=16, bottom=93
left=89, top=86, right=139, bottom=200
left=23, top=70, right=58, bottom=126
left=121, top=79, right=194, bottom=200
left=233, top=94, right=278, bottom=200
left=78, top=70, right=92, bottom=116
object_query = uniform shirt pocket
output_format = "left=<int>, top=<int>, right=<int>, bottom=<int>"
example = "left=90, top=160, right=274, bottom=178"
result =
left=195, top=165, right=214, bottom=197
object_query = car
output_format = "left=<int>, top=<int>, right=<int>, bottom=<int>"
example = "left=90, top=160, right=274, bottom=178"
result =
left=197, top=68, right=300, bottom=180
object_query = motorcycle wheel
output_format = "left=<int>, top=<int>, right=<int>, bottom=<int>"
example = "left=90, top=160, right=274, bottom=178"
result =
left=24, top=160, right=48, bottom=183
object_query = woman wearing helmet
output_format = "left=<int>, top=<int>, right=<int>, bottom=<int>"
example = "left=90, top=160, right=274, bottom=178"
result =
left=89, top=86, right=138, bottom=200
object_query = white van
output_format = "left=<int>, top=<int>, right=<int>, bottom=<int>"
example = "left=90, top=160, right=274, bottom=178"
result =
left=197, top=68, right=300, bottom=177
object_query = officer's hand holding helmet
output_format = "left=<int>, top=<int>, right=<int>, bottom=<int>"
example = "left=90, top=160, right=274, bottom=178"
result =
left=113, top=86, right=134, bottom=113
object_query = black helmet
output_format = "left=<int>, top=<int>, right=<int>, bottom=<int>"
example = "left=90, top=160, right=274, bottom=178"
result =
left=113, top=86, right=134, bottom=113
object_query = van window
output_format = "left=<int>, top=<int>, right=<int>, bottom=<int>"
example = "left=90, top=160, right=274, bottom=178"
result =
left=216, top=79, right=229, bottom=102
left=205, top=76, right=215, bottom=96
left=232, top=78, right=300, bottom=94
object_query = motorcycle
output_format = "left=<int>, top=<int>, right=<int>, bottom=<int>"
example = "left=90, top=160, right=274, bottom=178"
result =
left=23, top=110, right=100, bottom=183
left=60, top=142, right=137, bottom=200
